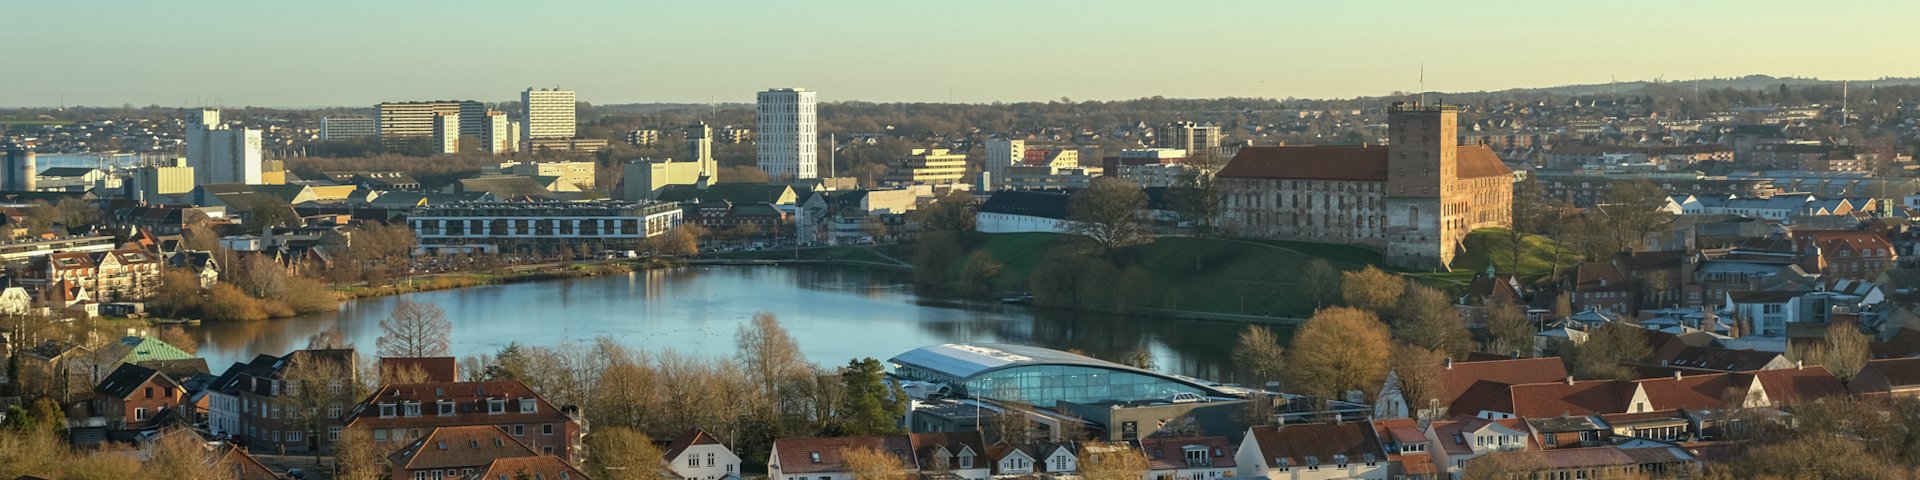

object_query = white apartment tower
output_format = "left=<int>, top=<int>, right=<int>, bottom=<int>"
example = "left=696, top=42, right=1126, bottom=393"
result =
left=522, top=88, right=577, bottom=140
left=483, top=111, right=512, bottom=154
left=185, top=109, right=263, bottom=185
left=756, top=88, right=818, bottom=180
left=432, top=112, right=461, bottom=154
left=985, top=138, right=1026, bottom=189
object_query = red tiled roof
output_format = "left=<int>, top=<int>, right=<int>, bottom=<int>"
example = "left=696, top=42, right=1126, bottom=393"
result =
left=1439, top=358, right=1569, bottom=407
left=467, top=455, right=588, bottom=480
left=1139, top=436, right=1235, bottom=471
left=344, top=380, right=572, bottom=430
left=380, top=357, right=459, bottom=383
left=389, top=425, right=536, bottom=472
left=772, top=436, right=914, bottom=475
left=1849, top=358, right=1920, bottom=396
left=1456, top=145, right=1515, bottom=179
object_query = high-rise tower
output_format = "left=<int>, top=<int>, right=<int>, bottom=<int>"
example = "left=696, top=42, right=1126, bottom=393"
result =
left=755, top=88, right=818, bottom=180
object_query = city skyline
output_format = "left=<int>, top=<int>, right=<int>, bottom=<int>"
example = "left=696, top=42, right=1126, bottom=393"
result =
left=7, top=0, right=1920, bottom=108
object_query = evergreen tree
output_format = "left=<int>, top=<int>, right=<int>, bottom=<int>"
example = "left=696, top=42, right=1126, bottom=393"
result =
left=837, top=358, right=906, bottom=435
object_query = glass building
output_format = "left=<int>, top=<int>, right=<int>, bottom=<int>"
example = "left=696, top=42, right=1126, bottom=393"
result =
left=889, top=344, right=1225, bottom=408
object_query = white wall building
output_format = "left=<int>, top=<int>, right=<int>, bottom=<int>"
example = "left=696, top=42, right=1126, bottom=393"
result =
left=756, top=88, right=818, bottom=180
left=984, top=138, right=1025, bottom=189
left=522, top=88, right=577, bottom=140
left=185, top=109, right=263, bottom=185
left=482, top=111, right=512, bottom=154
left=665, top=429, right=741, bottom=480
left=407, top=201, right=683, bottom=255
left=432, top=112, right=461, bottom=154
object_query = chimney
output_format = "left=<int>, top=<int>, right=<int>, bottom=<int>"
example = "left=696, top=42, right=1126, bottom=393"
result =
left=1565, top=376, right=1576, bottom=385
left=1442, top=357, right=1454, bottom=370
left=1796, top=360, right=1805, bottom=370
left=1673, top=370, right=1683, bottom=381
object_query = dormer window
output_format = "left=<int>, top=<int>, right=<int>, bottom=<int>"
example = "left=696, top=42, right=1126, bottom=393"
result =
left=1333, top=454, right=1348, bottom=468
left=403, top=402, right=422, bottom=417
left=1275, top=458, right=1290, bottom=472
left=958, top=449, right=974, bottom=469
left=520, top=398, right=536, bottom=413
left=378, top=403, right=396, bottom=418
left=1183, top=446, right=1210, bottom=468
left=438, top=401, right=455, bottom=415
left=488, top=399, right=506, bottom=414
left=809, top=452, right=821, bottom=463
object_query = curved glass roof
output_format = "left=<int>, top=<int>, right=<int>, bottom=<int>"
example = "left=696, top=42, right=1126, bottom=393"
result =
left=889, top=343, right=1227, bottom=396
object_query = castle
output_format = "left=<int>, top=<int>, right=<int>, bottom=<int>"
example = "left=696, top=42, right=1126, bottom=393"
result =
left=1216, top=104, right=1513, bottom=270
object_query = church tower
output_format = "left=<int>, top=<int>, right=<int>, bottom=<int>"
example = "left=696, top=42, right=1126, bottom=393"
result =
left=1384, top=102, right=1460, bottom=269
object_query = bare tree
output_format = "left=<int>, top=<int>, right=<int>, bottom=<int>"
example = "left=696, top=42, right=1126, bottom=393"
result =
left=1387, top=345, right=1447, bottom=420
left=1067, top=177, right=1152, bottom=254
left=375, top=300, right=452, bottom=358
left=585, top=427, right=668, bottom=480
left=332, top=426, right=387, bottom=480
left=737, top=312, right=808, bottom=409
left=1079, top=442, right=1150, bottom=480
left=1484, top=294, right=1533, bottom=357
left=1232, top=325, right=1286, bottom=387
left=284, top=353, right=359, bottom=460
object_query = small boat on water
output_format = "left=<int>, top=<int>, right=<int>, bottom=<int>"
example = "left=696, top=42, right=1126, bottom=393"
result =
left=1001, top=294, right=1033, bottom=304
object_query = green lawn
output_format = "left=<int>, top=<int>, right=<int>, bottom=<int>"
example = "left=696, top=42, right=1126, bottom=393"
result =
left=1449, top=228, right=1578, bottom=282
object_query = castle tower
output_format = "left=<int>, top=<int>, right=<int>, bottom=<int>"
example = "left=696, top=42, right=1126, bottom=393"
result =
left=1384, top=102, right=1460, bottom=269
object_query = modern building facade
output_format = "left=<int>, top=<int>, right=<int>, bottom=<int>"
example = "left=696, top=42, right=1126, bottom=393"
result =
left=756, top=88, right=819, bottom=179
left=408, top=200, right=685, bottom=255
left=432, top=112, right=461, bottom=154
left=521, top=88, right=577, bottom=140
left=185, top=109, right=263, bottom=185
left=376, top=100, right=484, bottom=149
left=3, top=142, right=36, bottom=191
left=132, top=158, right=196, bottom=200
left=318, top=116, right=376, bottom=141
left=1159, top=122, right=1223, bottom=158
left=984, top=138, right=1025, bottom=188
left=888, top=344, right=1228, bottom=408
left=1217, top=103, right=1512, bottom=269
left=886, top=148, right=968, bottom=185
left=483, top=110, right=513, bottom=154
left=624, top=122, right=719, bottom=200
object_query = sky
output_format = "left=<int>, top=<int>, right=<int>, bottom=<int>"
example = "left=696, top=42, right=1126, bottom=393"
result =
left=6, top=0, right=1919, bottom=108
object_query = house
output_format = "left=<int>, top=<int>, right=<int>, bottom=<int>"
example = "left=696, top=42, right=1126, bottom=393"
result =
left=1470, top=445, right=1699, bottom=479
left=768, top=435, right=915, bottom=480
left=1140, top=436, right=1235, bottom=480
left=204, top=348, right=359, bottom=453
left=1426, top=418, right=1533, bottom=479
left=987, top=442, right=1077, bottom=476
left=665, top=428, right=742, bottom=480
left=342, top=380, right=583, bottom=461
left=1370, top=419, right=1438, bottom=480
left=387, top=425, right=540, bottom=480
left=92, top=363, right=187, bottom=430
left=1524, top=415, right=1612, bottom=450
left=1657, top=346, right=1794, bottom=373
left=1452, top=368, right=1845, bottom=420
left=976, top=190, right=1073, bottom=234
left=1791, top=229, right=1899, bottom=280
left=909, top=432, right=990, bottom=480
left=211, top=442, right=292, bottom=480
left=1724, top=290, right=1805, bottom=337
left=1568, top=261, right=1636, bottom=315
left=167, top=250, right=221, bottom=288
left=1234, top=423, right=1389, bottom=480
left=466, top=455, right=592, bottom=480
left=1375, top=357, right=1569, bottom=420
left=1849, top=357, right=1920, bottom=399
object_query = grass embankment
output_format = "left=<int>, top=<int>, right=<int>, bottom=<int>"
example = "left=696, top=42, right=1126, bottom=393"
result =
left=334, top=261, right=655, bottom=299
left=1415, top=228, right=1580, bottom=288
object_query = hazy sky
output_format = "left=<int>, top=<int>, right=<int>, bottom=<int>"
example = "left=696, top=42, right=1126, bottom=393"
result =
left=7, top=0, right=1918, bottom=108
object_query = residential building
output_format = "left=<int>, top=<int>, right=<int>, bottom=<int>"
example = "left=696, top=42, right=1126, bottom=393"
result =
left=23, top=248, right=163, bottom=301
left=482, top=111, right=512, bottom=154
left=92, top=363, right=187, bottom=430
left=410, top=200, right=683, bottom=255
left=1449, top=368, right=1844, bottom=420
left=627, top=129, right=662, bottom=146
left=1850, top=358, right=1920, bottom=399
left=524, top=137, right=609, bottom=153
left=343, top=380, right=584, bottom=460
left=1000, top=165, right=1100, bottom=190
left=665, top=428, right=742, bottom=480
left=469, top=456, right=591, bottom=480
left=0, top=234, right=116, bottom=264
left=1749, top=142, right=1869, bottom=172
left=386, top=425, right=541, bottom=480
left=185, top=109, right=264, bottom=185
left=976, top=191, right=1072, bottom=234
left=987, top=443, right=1076, bottom=476
left=433, top=112, right=462, bottom=154
left=1159, top=122, right=1223, bottom=158
left=1141, top=436, right=1236, bottom=480
left=204, top=348, right=359, bottom=453
left=984, top=138, right=1025, bottom=188
left=319, top=116, right=376, bottom=141
left=885, top=148, right=968, bottom=185
left=1218, top=104, right=1513, bottom=269
left=1471, top=446, right=1698, bottom=480
left=521, top=88, right=577, bottom=140
left=1426, top=418, right=1532, bottom=478
left=1374, top=357, right=1569, bottom=420
left=1791, top=229, right=1899, bottom=280
left=376, top=101, right=485, bottom=150
left=1535, top=170, right=1776, bottom=208
left=757, top=88, right=819, bottom=180
left=768, top=432, right=988, bottom=480
left=1235, top=423, right=1389, bottom=480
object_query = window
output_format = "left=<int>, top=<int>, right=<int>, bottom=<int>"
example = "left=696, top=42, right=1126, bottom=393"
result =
left=404, top=403, right=421, bottom=417
left=289, top=431, right=304, bottom=443
left=380, top=403, right=397, bottom=418
left=810, top=452, right=822, bottom=463
left=488, top=399, right=506, bottom=414
left=135, top=407, right=149, bottom=420
left=438, top=402, right=455, bottom=415
left=707, top=453, right=715, bottom=466
left=543, top=424, right=554, bottom=436
left=328, top=426, right=341, bottom=441
left=145, top=387, right=154, bottom=398
left=329, top=406, right=342, bottom=419
left=521, top=398, right=537, bottom=413
left=514, top=425, right=525, bottom=436
left=689, top=457, right=700, bottom=467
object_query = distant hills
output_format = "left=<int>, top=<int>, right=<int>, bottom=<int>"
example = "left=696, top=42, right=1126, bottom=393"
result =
left=1428, top=74, right=1920, bottom=98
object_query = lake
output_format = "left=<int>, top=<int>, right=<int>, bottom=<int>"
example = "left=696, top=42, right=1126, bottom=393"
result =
left=186, top=266, right=1270, bottom=383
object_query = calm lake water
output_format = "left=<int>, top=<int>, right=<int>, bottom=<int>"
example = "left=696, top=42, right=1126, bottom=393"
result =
left=186, top=266, right=1265, bottom=382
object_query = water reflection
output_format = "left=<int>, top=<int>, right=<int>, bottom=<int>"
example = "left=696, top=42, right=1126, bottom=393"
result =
left=186, top=266, right=1275, bottom=382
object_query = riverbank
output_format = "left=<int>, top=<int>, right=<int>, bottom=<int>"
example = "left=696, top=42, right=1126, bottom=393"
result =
left=332, top=260, right=652, bottom=299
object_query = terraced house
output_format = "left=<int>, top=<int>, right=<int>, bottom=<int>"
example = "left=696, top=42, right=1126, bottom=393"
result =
left=343, top=380, right=584, bottom=461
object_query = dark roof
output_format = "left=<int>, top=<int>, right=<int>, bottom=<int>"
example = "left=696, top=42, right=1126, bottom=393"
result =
left=772, top=435, right=915, bottom=475
left=1851, top=358, right=1920, bottom=396
left=977, top=191, right=1071, bottom=220
left=664, top=428, right=723, bottom=461
left=37, top=167, right=103, bottom=178
left=455, top=176, right=553, bottom=199
left=908, top=431, right=987, bottom=471
left=388, top=425, right=536, bottom=472
left=1245, top=423, right=1385, bottom=468
left=657, top=183, right=796, bottom=204
left=1664, top=346, right=1784, bottom=372
left=379, top=357, right=459, bottom=383
left=1140, top=436, right=1236, bottom=470
left=96, top=363, right=168, bottom=398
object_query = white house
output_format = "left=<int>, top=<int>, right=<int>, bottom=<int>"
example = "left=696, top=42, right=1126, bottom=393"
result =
left=1725, top=291, right=1805, bottom=337
left=1142, top=436, right=1236, bottom=480
left=1425, top=418, right=1532, bottom=479
left=665, top=428, right=741, bottom=480
left=975, top=190, right=1075, bottom=234
left=769, top=432, right=988, bottom=480
left=1235, top=423, right=1389, bottom=480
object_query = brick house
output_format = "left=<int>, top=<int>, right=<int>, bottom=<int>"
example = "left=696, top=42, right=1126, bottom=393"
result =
left=1791, top=229, right=1899, bottom=280
left=343, top=380, right=584, bottom=461
left=205, top=348, right=360, bottom=453
left=93, top=362, right=186, bottom=430
left=387, top=425, right=550, bottom=480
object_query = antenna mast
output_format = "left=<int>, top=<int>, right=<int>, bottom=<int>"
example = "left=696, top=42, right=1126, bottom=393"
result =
left=1418, top=63, right=1425, bottom=105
